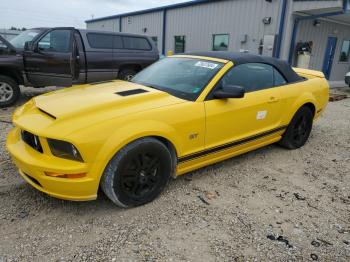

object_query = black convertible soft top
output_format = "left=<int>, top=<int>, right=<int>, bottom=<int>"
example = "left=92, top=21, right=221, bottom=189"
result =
left=185, top=51, right=303, bottom=83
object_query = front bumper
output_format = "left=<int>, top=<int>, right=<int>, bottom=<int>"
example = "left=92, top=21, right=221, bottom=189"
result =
left=6, top=127, right=98, bottom=201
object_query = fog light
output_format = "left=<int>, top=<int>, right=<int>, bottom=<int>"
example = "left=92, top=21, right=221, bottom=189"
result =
left=45, top=172, right=86, bottom=179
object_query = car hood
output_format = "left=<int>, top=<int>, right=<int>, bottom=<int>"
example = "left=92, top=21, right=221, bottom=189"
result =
left=33, top=80, right=185, bottom=120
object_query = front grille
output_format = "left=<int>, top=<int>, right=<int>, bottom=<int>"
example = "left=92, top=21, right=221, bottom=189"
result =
left=21, top=130, right=43, bottom=153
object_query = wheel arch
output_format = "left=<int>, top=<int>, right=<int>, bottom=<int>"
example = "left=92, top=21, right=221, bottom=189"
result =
left=91, top=121, right=182, bottom=183
left=0, top=68, right=24, bottom=85
left=302, top=102, right=316, bottom=117
left=118, top=63, right=143, bottom=74
left=151, top=135, right=178, bottom=177
left=284, top=93, right=317, bottom=125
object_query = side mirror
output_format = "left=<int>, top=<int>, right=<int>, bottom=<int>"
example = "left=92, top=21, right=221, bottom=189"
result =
left=24, top=41, right=34, bottom=51
left=213, top=85, right=245, bottom=99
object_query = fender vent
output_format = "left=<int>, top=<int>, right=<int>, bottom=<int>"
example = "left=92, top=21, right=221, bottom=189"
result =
left=116, top=89, right=148, bottom=96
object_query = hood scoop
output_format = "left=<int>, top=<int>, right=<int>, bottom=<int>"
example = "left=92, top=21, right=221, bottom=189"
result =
left=38, top=108, right=57, bottom=120
left=116, top=89, right=148, bottom=96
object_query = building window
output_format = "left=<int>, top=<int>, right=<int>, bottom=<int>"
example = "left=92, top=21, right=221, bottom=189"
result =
left=151, top=36, right=158, bottom=47
left=339, top=40, right=350, bottom=62
left=213, top=34, right=229, bottom=51
left=174, top=36, right=185, bottom=53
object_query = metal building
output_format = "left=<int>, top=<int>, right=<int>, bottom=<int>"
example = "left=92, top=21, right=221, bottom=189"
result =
left=86, top=0, right=350, bottom=82
left=0, top=29, right=20, bottom=41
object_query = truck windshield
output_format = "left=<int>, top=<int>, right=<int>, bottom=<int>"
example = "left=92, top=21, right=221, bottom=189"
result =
left=132, top=57, right=224, bottom=101
left=10, top=29, right=43, bottom=49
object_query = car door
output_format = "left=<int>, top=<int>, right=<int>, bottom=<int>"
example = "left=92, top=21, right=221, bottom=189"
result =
left=24, top=28, right=73, bottom=87
left=204, top=63, right=284, bottom=157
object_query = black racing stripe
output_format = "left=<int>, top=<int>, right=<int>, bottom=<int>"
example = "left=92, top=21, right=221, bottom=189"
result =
left=178, top=125, right=287, bottom=163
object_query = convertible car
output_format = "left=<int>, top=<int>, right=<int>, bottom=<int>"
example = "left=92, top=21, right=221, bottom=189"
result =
left=6, top=52, right=329, bottom=207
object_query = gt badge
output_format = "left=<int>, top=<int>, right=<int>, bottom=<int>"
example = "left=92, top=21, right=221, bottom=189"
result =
left=257, top=111, right=267, bottom=120
left=189, top=133, right=199, bottom=140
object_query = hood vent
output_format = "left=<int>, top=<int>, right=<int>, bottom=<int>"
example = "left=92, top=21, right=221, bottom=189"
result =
left=116, top=89, right=148, bottom=96
left=38, top=108, right=57, bottom=119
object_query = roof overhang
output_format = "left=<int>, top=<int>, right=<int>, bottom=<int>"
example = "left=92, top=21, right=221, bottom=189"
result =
left=295, top=6, right=350, bottom=25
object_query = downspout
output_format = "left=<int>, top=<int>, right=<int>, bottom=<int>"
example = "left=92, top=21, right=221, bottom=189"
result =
left=275, top=0, right=288, bottom=58
left=162, top=9, right=167, bottom=55
left=119, top=17, right=122, bottom=32
left=288, top=0, right=349, bottom=64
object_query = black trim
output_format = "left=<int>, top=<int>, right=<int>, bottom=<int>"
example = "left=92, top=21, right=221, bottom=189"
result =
left=178, top=125, right=287, bottom=163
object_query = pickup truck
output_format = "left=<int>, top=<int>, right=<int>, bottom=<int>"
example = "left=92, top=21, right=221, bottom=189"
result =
left=0, top=27, right=159, bottom=107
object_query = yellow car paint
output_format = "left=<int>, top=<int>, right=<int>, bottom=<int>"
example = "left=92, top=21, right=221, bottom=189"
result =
left=6, top=55, right=329, bottom=201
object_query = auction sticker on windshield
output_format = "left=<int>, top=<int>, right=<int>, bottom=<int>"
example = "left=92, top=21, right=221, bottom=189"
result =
left=195, top=61, right=219, bottom=70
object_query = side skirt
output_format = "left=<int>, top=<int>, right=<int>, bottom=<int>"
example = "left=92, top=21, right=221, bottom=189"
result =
left=176, top=126, right=286, bottom=176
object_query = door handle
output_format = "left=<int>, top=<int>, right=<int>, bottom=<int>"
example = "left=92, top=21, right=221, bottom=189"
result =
left=268, top=96, right=279, bottom=103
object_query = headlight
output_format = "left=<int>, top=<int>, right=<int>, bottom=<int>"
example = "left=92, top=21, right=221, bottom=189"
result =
left=47, top=139, right=84, bottom=162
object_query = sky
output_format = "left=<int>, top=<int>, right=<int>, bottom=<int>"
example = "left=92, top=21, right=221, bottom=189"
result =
left=0, top=0, right=188, bottom=29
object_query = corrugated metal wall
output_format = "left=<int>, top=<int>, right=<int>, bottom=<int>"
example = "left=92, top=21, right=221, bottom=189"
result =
left=121, top=11, right=164, bottom=52
left=86, top=18, right=119, bottom=32
left=297, top=19, right=350, bottom=81
left=165, top=0, right=281, bottom=54
left=85, top=0, right=349, bottom=80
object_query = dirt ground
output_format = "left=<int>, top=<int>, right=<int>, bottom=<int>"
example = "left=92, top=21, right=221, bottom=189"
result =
left=0, top=87, right=349, bottom=262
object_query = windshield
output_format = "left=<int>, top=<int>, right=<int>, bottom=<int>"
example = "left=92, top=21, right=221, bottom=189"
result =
left=9, top=29, right=43, bottom=49
left=132, top=57, right=224, bottom=101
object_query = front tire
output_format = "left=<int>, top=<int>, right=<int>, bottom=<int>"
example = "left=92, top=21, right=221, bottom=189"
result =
left=0, top=75, right=20, bottom=108
left=101, top=138, right=173, bottom=208
left=119, top=68, right=137, bottom=81
left=279, top=106, right=313, bottom=149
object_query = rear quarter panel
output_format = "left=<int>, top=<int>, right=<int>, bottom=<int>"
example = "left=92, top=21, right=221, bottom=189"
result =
left=279, top=75, right=329, bottom=125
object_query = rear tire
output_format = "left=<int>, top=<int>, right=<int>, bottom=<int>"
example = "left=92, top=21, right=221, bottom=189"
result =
left=0, top=75, right=20, bottom=108
left=279, top=106, right=313, bottom=149
left=119, top=68, right=137, bottom=81
left=101, top=138, right=173, bottom=208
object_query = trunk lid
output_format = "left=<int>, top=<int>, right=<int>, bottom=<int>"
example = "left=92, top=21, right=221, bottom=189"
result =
left=293, top=67, right=326, bottom=79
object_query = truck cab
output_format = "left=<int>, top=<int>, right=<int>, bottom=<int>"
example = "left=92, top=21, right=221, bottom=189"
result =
left=0, top=27, right=159, bottom=107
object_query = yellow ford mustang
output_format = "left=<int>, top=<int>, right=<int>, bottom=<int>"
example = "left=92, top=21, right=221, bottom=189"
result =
left=6, top=52, right=329, bottom=207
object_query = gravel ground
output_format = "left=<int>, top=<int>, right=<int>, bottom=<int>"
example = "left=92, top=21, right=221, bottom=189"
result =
left=0, top=87, right=349, bottom=262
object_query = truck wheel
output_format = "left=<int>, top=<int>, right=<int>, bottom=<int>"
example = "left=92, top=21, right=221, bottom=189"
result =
left=279, top=106, right=313, bottom=149
left=0, top=75, right=20, bottom=108
left=119, top=69, right=137, bottom=81
left=100, top=138, right=173, bottom=208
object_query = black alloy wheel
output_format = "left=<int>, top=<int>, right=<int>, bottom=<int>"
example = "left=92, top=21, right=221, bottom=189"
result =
left=101, top=138, right=173, bottom=207
left=119, top=151, right=161, bottom=200
left=279, top=106, right=313, bottom=149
